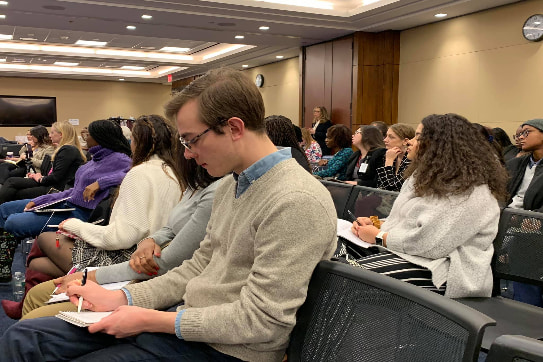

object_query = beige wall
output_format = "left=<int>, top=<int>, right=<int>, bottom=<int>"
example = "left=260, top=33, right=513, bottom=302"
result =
left=244, top=57, right=300, bottom=125
left=399, top=0, right=543, bottom=137
left=0, top=77, right=171, bottom=140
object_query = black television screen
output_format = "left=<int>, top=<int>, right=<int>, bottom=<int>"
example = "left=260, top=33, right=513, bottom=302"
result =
left=0, top=95, right=57, bottom=127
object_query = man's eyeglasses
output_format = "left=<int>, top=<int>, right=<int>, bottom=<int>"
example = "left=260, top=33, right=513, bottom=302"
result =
left=179, top=118, right=229, bottom=150
left=513, top=129, right=531, bottom=140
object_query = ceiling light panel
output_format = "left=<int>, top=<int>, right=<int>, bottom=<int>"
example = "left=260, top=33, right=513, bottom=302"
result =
left=159, top=47, right=190, bottom=53
left=0, top=1, right=7, bottom=5
left=0, top=15, right=5, bottom=19
left=0, top=34, right=12, bottom=40
left=141, top=15, right=152, bottom=19
left=54, top=61, right=79, bottom=66
left=75, top=40, right=107, bottom=46
left=255, top=0, right=333, bottom=10
left=121, top=65, right=145, bottom=70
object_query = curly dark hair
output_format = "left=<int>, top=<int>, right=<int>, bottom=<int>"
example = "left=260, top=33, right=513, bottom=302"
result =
left=264, top=115, right=309, bottom=169
left=29, top=125, right=52, bottom=147
left=404, top=113, right=509, bottom=201
left=326, top=124, right=352, bottom=149
left=473, top=123, right=504, bottom=165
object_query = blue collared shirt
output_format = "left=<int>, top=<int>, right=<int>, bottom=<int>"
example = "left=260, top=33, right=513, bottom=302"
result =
left=528, top=155, right=542, bottom=169
left=121, top=148, right=292, bottom=339
left=233, top=147, right=292, bottom=198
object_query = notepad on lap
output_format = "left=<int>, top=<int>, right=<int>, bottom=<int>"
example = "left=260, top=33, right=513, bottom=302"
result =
left=47, top=279, right=130, bottom=304
left=337, top=219, right=373, bottom=248
left=25, top=196, right=72, bottom=212
left=56, top=311, right=112, bottom=327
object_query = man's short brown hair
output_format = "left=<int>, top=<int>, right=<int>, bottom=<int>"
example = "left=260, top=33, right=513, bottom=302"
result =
left=164, top=68, right=265, bottom=134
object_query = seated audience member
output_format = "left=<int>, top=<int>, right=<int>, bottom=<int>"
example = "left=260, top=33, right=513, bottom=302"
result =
left=0, top=125, right=55, bottom=184
left=493, top=127, right=519, bottom=163
left=310, top=105, right=333, bottom=155
left=370, top=121, right=389, bottom=138
left=345, top=125, right=386, bottom=187
left=121, top=125, right=132, bottom=143
left=264, top=115, right=310, bottom=171
left=313, top=124, right=354, bottom=180
left=348, top=114, right=508, bottom=298
left=0, top=121, right=86, bottom=204
left=22, top=158, right=220, bottom=320
left=510, top=126, right=529, bottom=161
left=376, top=123, right=415, bottom=191
left=505, top=119, right=543, bottom=307
left=78, top=127, right=89, bottom=150
left=0, top=69, right=337, bottom=362
left=0, top=120, right=132, bottom=318
left=292, top=123, right=302, bottom=143
left=301, top=127, right=322, bottom=163
left=473, top=123, right=504, bottom=164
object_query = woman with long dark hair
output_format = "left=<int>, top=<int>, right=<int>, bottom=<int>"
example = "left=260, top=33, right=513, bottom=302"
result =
left=264, top=115, right=310, bottom=171
left=345, top=125, right=386, bottom=187
left=349, top=113, right=508, bottom=298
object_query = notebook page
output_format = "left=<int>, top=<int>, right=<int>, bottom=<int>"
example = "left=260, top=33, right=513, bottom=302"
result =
left=56, top=311, right=112, bottom=327
left=337, top=219, right=373, bottom=248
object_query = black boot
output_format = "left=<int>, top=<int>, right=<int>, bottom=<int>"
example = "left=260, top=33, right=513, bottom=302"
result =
left=0, top=232, right=18, bottom=283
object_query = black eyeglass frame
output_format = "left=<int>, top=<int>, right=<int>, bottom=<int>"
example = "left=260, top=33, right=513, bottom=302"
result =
left=178, top=118, right=229, bottom=150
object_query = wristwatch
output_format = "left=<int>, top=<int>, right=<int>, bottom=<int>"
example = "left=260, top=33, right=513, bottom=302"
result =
left=375, top=231, right=386, bottom=246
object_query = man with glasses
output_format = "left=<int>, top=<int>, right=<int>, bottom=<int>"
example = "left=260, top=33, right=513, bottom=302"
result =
left=505, top=118, right=543, bottom=307
left=1, top=69, right=338, bottom=362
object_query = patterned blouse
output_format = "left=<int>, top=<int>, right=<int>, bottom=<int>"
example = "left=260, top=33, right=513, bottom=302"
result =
left=305, top=141, right=322, bottom=163
left=376, top=153, right=410, bottom=191
left=313, top=147, right=354, bottom=180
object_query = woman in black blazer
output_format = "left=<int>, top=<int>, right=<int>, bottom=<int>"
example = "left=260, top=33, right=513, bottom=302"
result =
left=309, top=106, right=333, bottom=156
left=345, top=125, right=386, bottom=187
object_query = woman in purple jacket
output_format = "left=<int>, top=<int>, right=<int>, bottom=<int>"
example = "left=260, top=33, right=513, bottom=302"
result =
left=0, top=120, right=132, bottom=239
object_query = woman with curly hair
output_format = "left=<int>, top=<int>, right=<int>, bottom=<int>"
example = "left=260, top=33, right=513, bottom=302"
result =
left=349, top=113, right=508, bottom=298
left=264, top=115, right=310, bottom=171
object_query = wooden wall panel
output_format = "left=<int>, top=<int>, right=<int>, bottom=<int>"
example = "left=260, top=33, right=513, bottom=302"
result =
left=331, top=37, right=353, bottom=127
left=303, top=44, right=326, bottom=128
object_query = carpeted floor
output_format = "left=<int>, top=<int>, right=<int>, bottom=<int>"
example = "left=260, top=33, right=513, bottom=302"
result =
left=0, top=242, right=26, bottom=336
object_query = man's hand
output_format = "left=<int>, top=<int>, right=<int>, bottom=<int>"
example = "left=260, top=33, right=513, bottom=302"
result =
left=53, top=270, right=97, bottom=294
left=89, top=306, right=177, bottom=338
left=67, top=280, right=127, bottom=312
left=129, top=238, right=160, bottom=275
left=83, top=181, right=100, bottom=202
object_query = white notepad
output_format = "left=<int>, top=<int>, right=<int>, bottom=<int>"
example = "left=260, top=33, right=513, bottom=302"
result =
left=25, top=196, right=72, bottom=212
left=337, top=219, right=373, bottom=248
left=56, top=311, right=112, bottom=327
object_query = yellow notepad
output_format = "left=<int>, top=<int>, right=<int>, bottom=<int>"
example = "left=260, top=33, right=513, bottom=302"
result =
left=55, top=311, right=112, bottom=327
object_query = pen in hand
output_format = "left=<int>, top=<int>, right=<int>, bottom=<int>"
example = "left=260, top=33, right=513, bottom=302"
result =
left=77, top=268, right=88, bottom=313
left=347, top=210, right=362, bottom=226
left=52, top=264, right=79, bottom=295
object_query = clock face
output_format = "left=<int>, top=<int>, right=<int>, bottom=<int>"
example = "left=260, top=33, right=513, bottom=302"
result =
left=523, top=14, right=543, bottom=42
left=255, top=74, right=264, bottom=88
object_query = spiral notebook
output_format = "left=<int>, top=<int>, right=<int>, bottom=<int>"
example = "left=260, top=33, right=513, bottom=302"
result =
left=56, top=311, right=112, bottom=327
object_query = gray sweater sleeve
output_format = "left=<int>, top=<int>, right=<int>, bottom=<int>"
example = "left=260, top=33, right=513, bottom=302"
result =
left=95, top=180, right=219, bottom=284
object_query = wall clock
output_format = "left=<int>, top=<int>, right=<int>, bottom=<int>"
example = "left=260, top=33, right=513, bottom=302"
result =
left=523, top=14, right=543, bottom=42
left=255, top=74, right=264, bottom=88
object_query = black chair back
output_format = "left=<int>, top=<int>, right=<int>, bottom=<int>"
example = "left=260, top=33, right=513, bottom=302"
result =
left=486, top=335, right=543, bottom=362
left=345, top=185, right=399, bottom=219
left=320, top=180, right=355, bottom=219
left=492, top=208, right=543, bottom=294
left=288, top=261, right=495, bottom=362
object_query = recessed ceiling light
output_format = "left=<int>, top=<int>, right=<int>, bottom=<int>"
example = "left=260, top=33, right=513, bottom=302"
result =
left=435, top=13, right=447, bottom=18
left=13, top=59, right=25, bottom=63
left=0, top=1, right=7, bottom=5
left=141, top=15, right=152, bottom=19
left=159, top=47, right=190, bottom=53
left=242, top=64, right=249, bottom=68
left=121, top=65, right=145, bottom=70
left=535, top=21, right=541, bottom=25
left=276, top=55, right=284, bottom=59
left=126, top=25, right=136, bottom=30
left=119, top=78, right=125, bottom=81
left=54, top=61, right=79, bottom=66
left=0, top=15, right=5, bottom=19
left=0, top=34, right=12, bottom=40
left=75, top=40, right=107, bottom=46
left=235, top=35, right=245, bottom=39
left=20, top=37, right=38, bottom=41
left=259, top=26, right=269, bottom=30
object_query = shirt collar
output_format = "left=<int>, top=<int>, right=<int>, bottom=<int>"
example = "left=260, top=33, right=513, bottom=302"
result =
left=528, top=155, right=542, bottom=169
left=232, top=147, right=291, bottom=198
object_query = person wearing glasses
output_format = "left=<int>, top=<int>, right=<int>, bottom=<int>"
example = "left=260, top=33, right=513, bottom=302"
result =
left=0, top=69, right=338, bottom=362
left=1, top=115, right=182, bottom=320
left=345, top=125, right=386, bottom=187
left=505, top=119, right=543, bottom=307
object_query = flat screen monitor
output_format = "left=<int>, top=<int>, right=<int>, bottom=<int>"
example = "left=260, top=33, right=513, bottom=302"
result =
left=0, top=95, right=57, bottom=127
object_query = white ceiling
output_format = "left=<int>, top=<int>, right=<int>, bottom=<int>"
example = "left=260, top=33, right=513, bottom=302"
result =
left=0, top=0, right=522, bottom=83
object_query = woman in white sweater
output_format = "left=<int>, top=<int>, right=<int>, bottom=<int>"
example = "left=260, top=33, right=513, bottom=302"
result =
left=30, top=114, right=184, bottom=277
left=350, top=114, right=509, bottom=298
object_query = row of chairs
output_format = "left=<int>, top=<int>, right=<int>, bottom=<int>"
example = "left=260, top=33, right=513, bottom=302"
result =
left=287, top=181, right=543, bottom=361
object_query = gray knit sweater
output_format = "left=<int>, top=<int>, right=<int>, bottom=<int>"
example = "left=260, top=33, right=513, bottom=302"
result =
left=125, top=158, right=338, bottom=362
left=382, top=177, right=500, bottom=298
